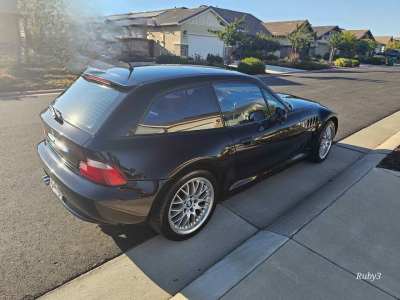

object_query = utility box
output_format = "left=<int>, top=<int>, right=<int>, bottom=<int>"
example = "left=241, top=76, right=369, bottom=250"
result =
left=386, top=56, right=394, bottom=66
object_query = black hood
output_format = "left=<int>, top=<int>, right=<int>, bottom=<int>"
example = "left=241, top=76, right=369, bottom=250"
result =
left=277, top=93, right=319, bottom=112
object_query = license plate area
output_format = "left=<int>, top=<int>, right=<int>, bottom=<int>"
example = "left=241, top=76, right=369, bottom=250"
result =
left=50, top=178, right=64, bottom=201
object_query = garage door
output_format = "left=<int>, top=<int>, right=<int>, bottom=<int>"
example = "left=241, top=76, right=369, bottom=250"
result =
left=188, top=34, right=224, bottom=60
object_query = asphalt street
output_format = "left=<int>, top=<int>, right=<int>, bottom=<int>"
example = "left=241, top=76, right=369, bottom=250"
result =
left=0, top=65, right=399, bottom=300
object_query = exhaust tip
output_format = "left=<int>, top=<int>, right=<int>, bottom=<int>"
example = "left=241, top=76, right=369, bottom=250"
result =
left=43, top=175, right=50, bottom=186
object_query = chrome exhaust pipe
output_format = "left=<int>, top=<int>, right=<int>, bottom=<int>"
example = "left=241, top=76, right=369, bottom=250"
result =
left=43, top=175, right=50, bottom=186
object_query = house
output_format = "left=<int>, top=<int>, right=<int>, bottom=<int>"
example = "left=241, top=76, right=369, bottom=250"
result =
left=0, top=0, right=22, bottom=60
left=342, top=29, right=375, bottom=40
left=261, top=20, right=315, bottom=58
left=374, top=36, right=393, bottom=53
left=312, top=26, right=341, bottom=56
left=107, top=5, right=267, bottom=59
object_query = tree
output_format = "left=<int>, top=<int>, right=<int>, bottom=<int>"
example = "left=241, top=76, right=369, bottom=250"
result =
left=285, top=22, right=315, bottom=55
left=358, top=39, right=377, bottom=56
left=209, top=15, right=249, bottom=62
left=326, top=31, right=342, bottom=63
left=386, top=41, right=400, bottom=51
left=250, top=31, right=281, bottom=57
left=337, top=32, right=358, bottom=57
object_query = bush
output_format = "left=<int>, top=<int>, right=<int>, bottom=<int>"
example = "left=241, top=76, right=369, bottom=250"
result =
left=264, top=54, right=279, bottom=61
left=323, top=52, right=330, bottom=60
left=294, top=61, right=330, bottom=70
left=243, top=51, right=264, bottom=60
left=314, top=54, right=322, bottom=59
left=334, top=58, right=360, bottom=67
left=358, top=56, right=385, bottom=65
left=156, top=54, right=208, bottom=65
left=206, top=53, right=223, bottom=65
left=238, top=57, right=265, bottom=75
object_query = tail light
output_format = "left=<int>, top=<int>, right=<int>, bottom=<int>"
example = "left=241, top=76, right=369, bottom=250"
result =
left=79, top=158, right=127, bottom=186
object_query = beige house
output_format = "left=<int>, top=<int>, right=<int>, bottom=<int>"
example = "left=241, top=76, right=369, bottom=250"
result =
left=312, top=26, right=341, bottom=56
left=0, top=0, right=22, bottom=60
left=374, top=36, right=393, bottom=53
left=107, top=5, right=268, bottom=59
left=261, top=20, right=315, bottom=58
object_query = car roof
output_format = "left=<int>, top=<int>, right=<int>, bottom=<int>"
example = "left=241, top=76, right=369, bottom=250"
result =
left=85, top=65, right=248, bottom=86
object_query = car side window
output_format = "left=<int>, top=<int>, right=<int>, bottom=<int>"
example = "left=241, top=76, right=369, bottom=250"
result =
left=213, top=82, right=270, bottom=127
left=136, top=85, right=222, bottom=134
left=263, top=89, right=286, bottom=117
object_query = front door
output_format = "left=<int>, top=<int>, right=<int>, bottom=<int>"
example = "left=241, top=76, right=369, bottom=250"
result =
left=212, top=82, right=302, bottom=180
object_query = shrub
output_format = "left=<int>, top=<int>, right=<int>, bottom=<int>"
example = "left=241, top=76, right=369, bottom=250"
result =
left=264, top=54, right=279, bottom=61
left=206, top=53, right=223, bottom=65
left=289, top=53, right=300, bottom=62
left=351, top=59, right=360, bottom=67
left=238, top=57, right=265, bottom=75
left=334, top=58, right=353, bottom=67
left=243, top=51, right=264, bottom=60
left=323, top=52, right=330, bottom=60
left=358, top=56, right=385, bottom=65
left=294, top=60, right=330, bottom=70
left=156, top=54, right=208, bottom=65
left=314, top=54, right=322, bottom=59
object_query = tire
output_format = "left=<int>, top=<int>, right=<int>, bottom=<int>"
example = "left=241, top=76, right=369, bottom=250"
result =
left=311, top=120, right=335, bottom=163
left=149, top=170, right=219, bottom=241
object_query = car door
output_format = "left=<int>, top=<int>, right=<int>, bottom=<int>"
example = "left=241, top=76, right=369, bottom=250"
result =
left=212, top=82, right=302, bottom=180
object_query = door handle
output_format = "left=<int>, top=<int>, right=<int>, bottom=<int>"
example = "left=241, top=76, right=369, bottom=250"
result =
left=240, top=136, right=254, bottom=146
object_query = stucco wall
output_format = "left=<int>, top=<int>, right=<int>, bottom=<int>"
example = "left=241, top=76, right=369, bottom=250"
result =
left=147, top=26, right=181, bottom=56
left=0, top=13, right=21, bottom=46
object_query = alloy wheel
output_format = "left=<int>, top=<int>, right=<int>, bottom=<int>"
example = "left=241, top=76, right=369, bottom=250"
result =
left=168, top=177, right=214, bottom=234
left=319, top=124, right=334, bottom=159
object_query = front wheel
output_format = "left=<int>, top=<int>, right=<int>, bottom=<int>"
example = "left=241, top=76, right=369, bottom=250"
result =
left=149, top=170, right=218, bottom=241
left=311, top=120, right=335, bottom=163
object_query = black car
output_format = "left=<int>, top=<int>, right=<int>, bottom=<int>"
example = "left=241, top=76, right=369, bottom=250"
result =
left=38, top=65, right=338, bottom=240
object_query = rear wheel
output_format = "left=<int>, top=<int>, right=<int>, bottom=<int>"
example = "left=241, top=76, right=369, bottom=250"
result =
left=150, top=170, right=218, bottom=241
left=311, top=120, right=335, bottom=163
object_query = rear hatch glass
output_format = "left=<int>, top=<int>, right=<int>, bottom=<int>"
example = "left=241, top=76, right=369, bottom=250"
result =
left=52, top=76, right=128, bottom=134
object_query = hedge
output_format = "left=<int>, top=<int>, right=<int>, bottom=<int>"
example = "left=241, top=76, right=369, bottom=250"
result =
left=238, top=57, right=266, bottom=75
left=334, top=58, right=360, bottom=67
left=358, top=56, right=385, bottom=65
left=265, top=60, right=330, bottom=70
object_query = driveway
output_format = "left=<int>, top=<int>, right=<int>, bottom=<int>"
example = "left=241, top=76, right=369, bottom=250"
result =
left=1, top=65, right=400, bottom=299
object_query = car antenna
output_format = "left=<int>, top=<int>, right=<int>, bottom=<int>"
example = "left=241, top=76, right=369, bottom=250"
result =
left=127, top=62, right=134, bottom=78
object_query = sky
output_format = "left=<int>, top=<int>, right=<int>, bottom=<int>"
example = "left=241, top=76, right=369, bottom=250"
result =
left=98, top=0, right=400, bottom=37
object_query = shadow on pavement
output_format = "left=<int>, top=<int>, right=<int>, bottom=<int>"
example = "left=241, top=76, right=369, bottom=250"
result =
left=99, top=224, right=158, bottom=252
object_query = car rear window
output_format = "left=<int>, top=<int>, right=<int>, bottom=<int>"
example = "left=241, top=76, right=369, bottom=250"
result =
left=52, top=77, right=127, bottom=133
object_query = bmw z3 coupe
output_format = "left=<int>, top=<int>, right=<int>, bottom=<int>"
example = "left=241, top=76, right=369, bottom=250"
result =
left=38, top=65, right=338, bottom=240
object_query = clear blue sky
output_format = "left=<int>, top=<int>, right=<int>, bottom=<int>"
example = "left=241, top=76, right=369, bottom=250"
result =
left=99, top=0, right=400, bottom=37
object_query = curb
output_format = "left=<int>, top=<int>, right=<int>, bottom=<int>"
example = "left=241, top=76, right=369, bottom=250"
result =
left=0, top=89, right=64, bottom=98
left=254, top=67, right=345, bottom=77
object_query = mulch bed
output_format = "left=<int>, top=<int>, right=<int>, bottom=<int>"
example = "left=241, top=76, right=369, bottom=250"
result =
left=377, top=145, right=400, bottom=172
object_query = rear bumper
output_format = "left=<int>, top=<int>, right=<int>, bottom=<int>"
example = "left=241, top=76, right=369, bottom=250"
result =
left=37, top=140, right=163, bottom=225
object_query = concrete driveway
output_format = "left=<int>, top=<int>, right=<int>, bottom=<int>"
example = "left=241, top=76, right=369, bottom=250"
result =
left=1, top=65, right=400, bottom=299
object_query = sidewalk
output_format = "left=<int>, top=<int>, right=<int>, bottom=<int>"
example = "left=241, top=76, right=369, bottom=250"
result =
left=40, top=111, right=400, bottom=300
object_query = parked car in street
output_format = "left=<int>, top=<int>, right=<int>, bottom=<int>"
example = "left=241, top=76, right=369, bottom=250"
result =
left=38, top=65, right=338, bottom=240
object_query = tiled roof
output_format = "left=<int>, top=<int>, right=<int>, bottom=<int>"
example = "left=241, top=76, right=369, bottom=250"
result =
left=153, top=7, right=210, bottom=25
left=312, top=26, right=340, bottom=38
left=395, top=37, right=400, bottom=41
left=261, top=20, right=308, bottom=36
left=211, top=7, right=269, bottom=36
left=342, top=29, right=373, bottom=40
left=374, top=36, right=393, bottom=45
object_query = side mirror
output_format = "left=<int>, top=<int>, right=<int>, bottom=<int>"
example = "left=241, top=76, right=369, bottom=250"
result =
left=248, top=110, right=265, bottom=122
left=275, top=107, right=287, bottom=122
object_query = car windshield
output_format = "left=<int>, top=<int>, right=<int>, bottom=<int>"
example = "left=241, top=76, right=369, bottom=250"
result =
left=52, top=77, right=127, bottom=133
